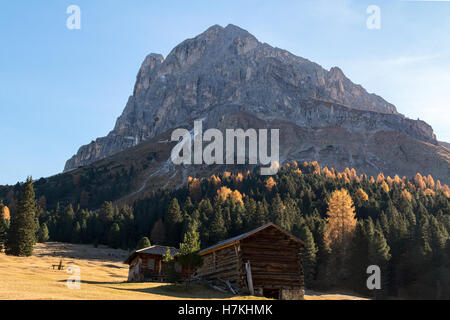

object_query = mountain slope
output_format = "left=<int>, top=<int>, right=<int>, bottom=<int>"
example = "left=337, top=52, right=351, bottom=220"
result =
left=57, top=24, right=448, bottom=197
left=64, top=24, right=430, bottom=172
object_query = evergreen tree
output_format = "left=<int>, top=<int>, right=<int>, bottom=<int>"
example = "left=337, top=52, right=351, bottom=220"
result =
left=368, top=227, right=391, bottom=298
left=108, top=223, right=121, bottom=249
left=209, top=205, right=227, bottom=245
left=0, top=217, right=8, bottom=250
left=314, top=221, right=332, bottom=290
left=178, top=219, right=203, bottom=287
left=299, top=225, right=318, bottom=287
left=271, top=194, right=287, bottom=230
left=137, top=236, right=151, bottom=250
left=37, top=223, right=49, bottom=243
left=150, top=219, right=166, bottom=245
left=166, top=198, right=183, bottom=245
left=6, top=177, right=37, bottom=256
left=161, top=248, right=181, bottom=283
left=348, top=221, right=371, bottom=293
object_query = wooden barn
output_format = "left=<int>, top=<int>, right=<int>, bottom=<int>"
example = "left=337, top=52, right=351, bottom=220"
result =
left=196, top=223, right=305, bottom=300
left=124, top=245, right=180, bottom=282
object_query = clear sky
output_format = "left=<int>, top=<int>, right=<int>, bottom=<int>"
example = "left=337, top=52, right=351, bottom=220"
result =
left=1, top=0, right=449, bottom=185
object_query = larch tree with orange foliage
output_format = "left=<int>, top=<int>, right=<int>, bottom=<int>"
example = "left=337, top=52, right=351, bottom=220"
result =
left=0, top=202, right=10, bottom=221
left=0, top=201, right=9, bottom=249
left=325, top=189, right=357, bottom=249
left=401, top=189, right=412, bottom=201
left=265, top=177, right=277, bottom=192
left=188, top=177, right=202, bottom=202
left=355, top=188, right=369, bottom=202
left=380, top=181, right=390, bottom=193
left=216, top=186, right=244, bottom=205
left=325, top=189, right=357, bottom=279
left=414, top=173, right=426, bottom=190
left=376, top=173, right=385, bottom=184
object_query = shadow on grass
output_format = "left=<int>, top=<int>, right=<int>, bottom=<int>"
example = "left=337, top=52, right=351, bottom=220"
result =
left=34, top=242, right=129, bottom=262
left=59, top=279, right=236, bottom=299
left=107, top=283, right=237, bottom=299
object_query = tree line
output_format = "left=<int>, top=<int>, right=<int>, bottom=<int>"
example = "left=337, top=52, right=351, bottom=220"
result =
left=1, top=162, right=449, bottom=299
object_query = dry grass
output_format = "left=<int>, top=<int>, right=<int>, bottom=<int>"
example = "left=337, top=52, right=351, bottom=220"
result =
left=0, top=242, right=367, bottom=300
left=0, top=242, right=257, bottom=300
left=304, top=290, right=369, bottom=300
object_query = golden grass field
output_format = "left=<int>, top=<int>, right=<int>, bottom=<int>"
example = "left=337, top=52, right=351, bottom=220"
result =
left=0, top=242, right=366, bottom=300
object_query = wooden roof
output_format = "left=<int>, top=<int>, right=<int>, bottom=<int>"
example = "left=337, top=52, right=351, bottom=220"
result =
left=124, top=245, right=178, bottom=264
left=199, top=222, right=305, bottom=255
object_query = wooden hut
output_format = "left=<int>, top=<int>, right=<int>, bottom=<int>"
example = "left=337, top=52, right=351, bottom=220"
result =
left=196, top=223, right=305, bottom=300
left=124, top=245, right=180, bottom=282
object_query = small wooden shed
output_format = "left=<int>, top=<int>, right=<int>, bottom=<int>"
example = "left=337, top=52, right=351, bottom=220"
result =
left=196, top=223, right=305, bottom=300
left=124, top=245, right=179, bottom=282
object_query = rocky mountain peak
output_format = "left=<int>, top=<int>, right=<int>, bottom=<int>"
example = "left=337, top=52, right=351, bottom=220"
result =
left=64, top=24, right=444, bottom=182
left=328, top=66, right=345, bottom=81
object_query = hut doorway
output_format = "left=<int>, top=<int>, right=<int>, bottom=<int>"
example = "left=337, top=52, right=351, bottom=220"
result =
left=263, top=288, right=280, bottom=300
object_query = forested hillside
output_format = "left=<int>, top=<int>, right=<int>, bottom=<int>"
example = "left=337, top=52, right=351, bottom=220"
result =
left=1, top=161, right=449, bottom=299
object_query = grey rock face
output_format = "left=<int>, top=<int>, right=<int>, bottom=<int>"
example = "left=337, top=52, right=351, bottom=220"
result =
left=64, top=24, right=435, bottom=172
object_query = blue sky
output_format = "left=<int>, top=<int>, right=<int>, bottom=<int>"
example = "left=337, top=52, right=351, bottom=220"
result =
left=1, top=0, right=449, bottom=185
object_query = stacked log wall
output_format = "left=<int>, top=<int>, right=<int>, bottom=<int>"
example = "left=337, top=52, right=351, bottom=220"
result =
left=197, top=245, right=241, bottom=286
left=240, top=228, right=304, bottom=291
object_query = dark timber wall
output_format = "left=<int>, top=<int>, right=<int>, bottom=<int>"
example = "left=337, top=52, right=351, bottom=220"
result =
left=197, top=224, right=305, bottom=300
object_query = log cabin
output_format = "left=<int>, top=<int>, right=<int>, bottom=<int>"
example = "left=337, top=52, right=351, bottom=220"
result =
left=124, top=245, right=180, bottom=282
left=196, top=222, right=305, bottom=300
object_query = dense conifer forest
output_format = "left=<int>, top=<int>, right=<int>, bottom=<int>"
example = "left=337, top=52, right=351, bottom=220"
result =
left=1, top=161, right=449, bottom=299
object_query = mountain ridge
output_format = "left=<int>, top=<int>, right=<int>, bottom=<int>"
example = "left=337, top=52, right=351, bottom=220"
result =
left=63, top=24, right=448, bottom=188
left=64, top=24, right=409, bottom=172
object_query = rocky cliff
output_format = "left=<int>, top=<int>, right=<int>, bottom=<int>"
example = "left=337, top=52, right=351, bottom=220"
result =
left=64, top=24, right=445, bottom=184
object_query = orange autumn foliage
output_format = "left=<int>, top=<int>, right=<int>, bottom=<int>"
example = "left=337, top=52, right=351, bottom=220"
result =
left=380, top=181, right=390, bottom=193
left=325, top=189, right=357, bottom=245
left=1, top=205, right=10, bottom=221
left=265, top=177, right=277, bottom=191
left=355, top=188, right=369, bottom=202
left=216, top=186, right=243, bottom=205
left=376, top=173, right=385, bottom=184
left=414, top=173, right=426, bottom=190
left=188, top=177, right=202, bottom=201
left=401, top=189, right=412, bottom=201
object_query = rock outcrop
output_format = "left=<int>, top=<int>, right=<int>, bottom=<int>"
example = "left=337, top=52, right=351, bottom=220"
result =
left=64, top=24, right=443, bottom=182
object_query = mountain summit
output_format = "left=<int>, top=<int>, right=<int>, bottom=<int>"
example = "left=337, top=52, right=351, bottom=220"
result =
left=64, top=24, right=448, bottom=185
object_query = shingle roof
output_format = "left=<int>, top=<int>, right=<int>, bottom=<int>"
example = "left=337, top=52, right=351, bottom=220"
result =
left=199, top=222, right=305, bottom=255
left=124, top=245, right=178, bottom=264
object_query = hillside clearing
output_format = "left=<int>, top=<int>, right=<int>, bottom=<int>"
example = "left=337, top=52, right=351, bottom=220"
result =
left=0, top=242, right=367, bottom=300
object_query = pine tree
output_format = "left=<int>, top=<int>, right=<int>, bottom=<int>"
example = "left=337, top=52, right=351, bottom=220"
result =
left=255, top=199, right=269, bottom=226
left=162, top=248, right=181, bottom=283
left=299, top=225, right=318, bottom=287
left=137, top=236, right=151, bottom=250
left=271, top=194, right=287, bottom=230
left=37, top=223, right=49, bottom=243
left=209, top=205, right=227, bottom=245
left=166, top=198, right=183, bottom=245
left=368, top=227, right=391, bottom=298
left=178, top=219, right=203, bottom=287
left=150, top=219, right=166, bottom=245
left=0, top=217, right=8, bottom=250
left=314, top=221, right=332, bottom=290
left=348, top=221, right=371, bottom=293
left=108, top=223, right=121, bottom=249
left=6, top=177, right=37, bottom=256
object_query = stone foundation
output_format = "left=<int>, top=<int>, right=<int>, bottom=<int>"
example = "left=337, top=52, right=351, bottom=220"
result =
left=280, top=289, right=304, bottom=300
